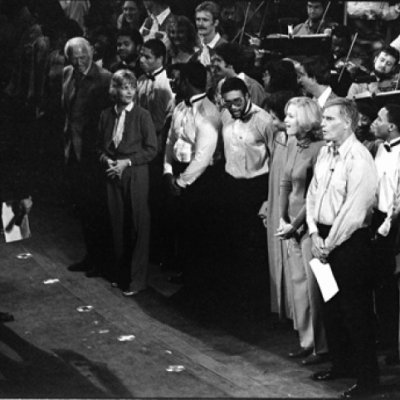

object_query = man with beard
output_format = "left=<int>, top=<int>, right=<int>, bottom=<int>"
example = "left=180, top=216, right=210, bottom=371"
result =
left=293, top=1, right=331, bottom=36
left=219, top=77, right=273, bottom=299
left=110, top=28, right=144, bottom=79
left=347, top=46, right=400, bottom=99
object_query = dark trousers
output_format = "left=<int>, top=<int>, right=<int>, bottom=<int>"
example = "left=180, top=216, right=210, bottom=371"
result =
left=161, top=162, right=217, bottom=283
left=65, top=152, right=111, bottom=272
left=217, top=172, right=269, bottom=302
left=371, top=210, right=400, bottom=352
left=318, top=224, right=378, bottom=386
left=107, top=165, right=150, bottom=291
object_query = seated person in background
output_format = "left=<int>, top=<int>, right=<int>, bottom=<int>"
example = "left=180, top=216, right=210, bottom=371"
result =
left=293, top=1, right=332, bottom=36
left=297, top=56, right=336, bottom=108
left=347, top=46, right=400, bottom=98
left=110, top=28, right=144, bottom=79
left=219, top=0, right=242, bottom=41
left=211, top=42, right=266, bottom=108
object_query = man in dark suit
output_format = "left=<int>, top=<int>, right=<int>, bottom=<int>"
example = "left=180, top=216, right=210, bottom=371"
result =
left=62, top=36, right=112, bottom=277
left=98, top=69, right=157, bottom=296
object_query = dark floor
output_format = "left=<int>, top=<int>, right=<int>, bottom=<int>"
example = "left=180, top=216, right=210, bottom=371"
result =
left=1, top=114, right=400, bottom=399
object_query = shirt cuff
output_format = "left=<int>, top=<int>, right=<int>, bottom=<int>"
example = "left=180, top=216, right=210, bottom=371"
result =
left=176, top=176, right=187, bottom=188
left=163, top=163, right=173, bottom=175
left=307, top=219, right=318, bottom=236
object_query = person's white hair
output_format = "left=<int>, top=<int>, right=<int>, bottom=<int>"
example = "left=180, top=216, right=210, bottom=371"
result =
left=64, top=37, right=93, bottom=59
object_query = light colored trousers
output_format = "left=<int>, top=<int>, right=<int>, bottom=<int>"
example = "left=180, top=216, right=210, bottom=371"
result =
left=287, top=234, right=328, bottom=354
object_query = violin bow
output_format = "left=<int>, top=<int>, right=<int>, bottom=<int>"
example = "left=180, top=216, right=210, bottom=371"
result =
left=239, top=2, right=252, bottom=45
left=316, top=1, right=331, bottom=34
left=258, top=0, right=272, bottom=38
left=395, top=69, right=400, bottom=91
left=338, top=32, right=358, bottom=83
left=231, top=1, right=266, bottom=43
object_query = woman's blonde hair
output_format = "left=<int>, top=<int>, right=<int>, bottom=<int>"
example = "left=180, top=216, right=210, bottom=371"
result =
left=285, top=96, right=322, bottom=140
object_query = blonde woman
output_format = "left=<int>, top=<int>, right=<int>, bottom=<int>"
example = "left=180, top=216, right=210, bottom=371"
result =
left=276, top=97, right=328, bottom=365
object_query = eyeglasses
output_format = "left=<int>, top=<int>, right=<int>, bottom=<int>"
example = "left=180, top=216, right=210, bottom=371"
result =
left=222, top=97, right=245, bottom=109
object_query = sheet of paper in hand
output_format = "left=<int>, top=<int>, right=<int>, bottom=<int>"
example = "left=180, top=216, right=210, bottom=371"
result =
left=309, top=258, right=339, bottom=302
left=2, top=202, right=31, bottom=243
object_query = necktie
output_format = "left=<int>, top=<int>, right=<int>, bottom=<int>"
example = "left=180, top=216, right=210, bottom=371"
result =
left=328, top=142, right=339, bottom=156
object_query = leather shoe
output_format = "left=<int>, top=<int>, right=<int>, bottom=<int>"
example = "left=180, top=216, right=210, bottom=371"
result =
left=288, top=347, right=313, bottom=358
left=302, top=353, right=329, bottom=366
left=311, top=369, right=352, bottom=381
left=341, top=383, right=378, bottom=398
left=68, top=260, right=91, bottom=272
left=0, top=312, right=14, bottom=323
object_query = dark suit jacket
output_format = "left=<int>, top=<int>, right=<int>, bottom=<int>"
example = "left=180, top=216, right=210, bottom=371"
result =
left=98, top=104, right=157, bottom=166
left=62, top=62, right=112, bottom=161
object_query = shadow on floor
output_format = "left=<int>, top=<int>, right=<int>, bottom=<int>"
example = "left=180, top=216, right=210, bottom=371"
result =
left=0, top=323, right=132, bottom=398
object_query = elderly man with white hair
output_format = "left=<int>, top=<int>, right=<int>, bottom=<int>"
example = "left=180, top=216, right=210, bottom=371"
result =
left=62, top=37, right=112, bottom=278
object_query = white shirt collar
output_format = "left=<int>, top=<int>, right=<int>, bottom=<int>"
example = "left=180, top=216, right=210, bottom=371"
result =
left=204, top=32, right=221, bottom=49
left=114, top=101, right=134, bottom=114
left=156, top=7, right=171, bottom=25
left=317, top=86, right=332, bottom=108
left=190, top=93, right=207, bottom=103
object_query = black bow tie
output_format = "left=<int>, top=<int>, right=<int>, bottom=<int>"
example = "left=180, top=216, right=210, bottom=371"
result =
left=146, top=68, right=164, bottom=81
left=384, top=139, right=400, bottom=152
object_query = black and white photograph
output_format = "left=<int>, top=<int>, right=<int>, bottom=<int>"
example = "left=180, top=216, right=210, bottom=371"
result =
left=0, top=0, right=400, bottom=398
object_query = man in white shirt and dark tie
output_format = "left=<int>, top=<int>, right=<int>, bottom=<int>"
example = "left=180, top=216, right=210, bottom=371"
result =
left=306, top=98, right=379, bottom=398
left=370, top=104, right=400, bottom=366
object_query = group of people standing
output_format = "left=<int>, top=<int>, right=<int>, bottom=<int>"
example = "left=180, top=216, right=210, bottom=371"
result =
left=1, top=1, right=400, bottom=399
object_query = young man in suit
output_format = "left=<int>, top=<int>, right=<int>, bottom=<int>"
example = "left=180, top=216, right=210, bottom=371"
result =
left=98, top=69, right=158, bottom=296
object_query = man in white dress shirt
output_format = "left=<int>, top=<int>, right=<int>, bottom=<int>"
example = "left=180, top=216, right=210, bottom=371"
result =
left=370, top=104, right=400, bottom=366
left=163, top=62, right=220, bottom=283
left=220, top=77, right=273, bottom=300
left=306, top=98, right=379, bottom=398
